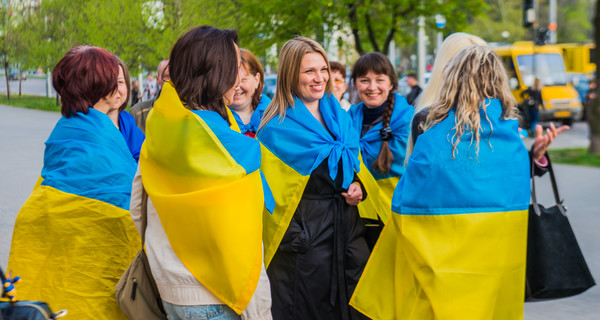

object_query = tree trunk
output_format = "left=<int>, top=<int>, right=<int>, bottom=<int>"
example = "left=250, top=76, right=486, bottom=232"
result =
left=592, top=0, right=600, bottom=153
left=4, top=60, right=10, bottom=100
left=19, top=68, right=22, bottom=97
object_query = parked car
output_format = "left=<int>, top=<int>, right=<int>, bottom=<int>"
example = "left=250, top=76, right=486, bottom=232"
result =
left=263, top=74, right=277, bottom=98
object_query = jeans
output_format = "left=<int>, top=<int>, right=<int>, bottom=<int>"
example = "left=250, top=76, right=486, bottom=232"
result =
left=162, top=301, right=241, bottom=320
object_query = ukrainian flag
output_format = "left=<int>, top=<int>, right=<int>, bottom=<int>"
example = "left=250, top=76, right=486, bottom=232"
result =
left=139, top=82, right=272, bottom=314
left=8, top=109, right=140, bottom=319
left=348, top=93, right=414, bottom=223
left=351, top=99, right=531, bottom=320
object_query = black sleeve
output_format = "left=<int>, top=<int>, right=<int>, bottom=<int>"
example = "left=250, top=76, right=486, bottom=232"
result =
left=353, top=173, right=368, bottom=201
left=412, top=109, right=430, bottom=144
left=529, top=150, right=549, bottom=177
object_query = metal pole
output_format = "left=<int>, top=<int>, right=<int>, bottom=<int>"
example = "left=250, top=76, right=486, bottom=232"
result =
left=417, top=16, right=426, bottom=88
left=549, top=0, right=557, bottom=43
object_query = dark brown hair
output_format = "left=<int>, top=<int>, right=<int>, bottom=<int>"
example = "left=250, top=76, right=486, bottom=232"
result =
left=240, top=48, right=264, bottom=111
left=169, top=25, right=239, bottom=121
left=329, top=61, right=346, bottom=77
left=52, top=46, right=119, bottom=117
left=351, top=52, right=398, bottom=174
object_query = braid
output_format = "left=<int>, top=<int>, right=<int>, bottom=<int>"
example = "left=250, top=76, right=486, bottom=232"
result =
left=372, top=93, right=395, bottom=174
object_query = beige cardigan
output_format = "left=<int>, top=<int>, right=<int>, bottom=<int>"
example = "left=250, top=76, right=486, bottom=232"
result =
left=129, top=167, right=272, bottom=320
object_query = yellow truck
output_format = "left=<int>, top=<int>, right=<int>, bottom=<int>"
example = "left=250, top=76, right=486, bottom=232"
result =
left=492, top=41, right=583, bottom=125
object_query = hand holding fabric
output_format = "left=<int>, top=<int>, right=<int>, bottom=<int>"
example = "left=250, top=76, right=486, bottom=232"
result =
left=342, top=182, right=363, bottom=206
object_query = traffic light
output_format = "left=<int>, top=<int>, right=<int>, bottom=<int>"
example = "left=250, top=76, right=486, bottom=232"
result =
left=523, top=0, right=535, bottom=28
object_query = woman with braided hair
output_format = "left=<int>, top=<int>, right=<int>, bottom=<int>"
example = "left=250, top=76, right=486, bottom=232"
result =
left=347, top=52, right=414, bottom=245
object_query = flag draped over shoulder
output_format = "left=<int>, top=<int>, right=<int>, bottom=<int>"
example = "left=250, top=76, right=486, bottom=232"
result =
left=139, top=82, right=272, bottom=315
left=348, top=93, right=414, bottom=223
left=231, top=94, right=272, bottom=135
left=351, top=99, right=531, bottom=320
left=8, top=109, right=139, bottom=320
left=257, top=94, right=380, bottom=267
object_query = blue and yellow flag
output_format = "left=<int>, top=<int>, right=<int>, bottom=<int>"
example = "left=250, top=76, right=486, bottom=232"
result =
left=140, top=82, right=273, bottom=314
left=257, top=94, right=381, bottom=267
left=231, top=94, right=271, bottom=136
left=351, top=99, right=530, bottom=320
left=348, top=93, right=414, bottom=223
left=8, top=109, right=139, bottom=319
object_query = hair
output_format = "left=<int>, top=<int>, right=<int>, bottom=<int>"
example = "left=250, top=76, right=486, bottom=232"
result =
left=329, top=61, right=347, bottom=77
left=260, top=37, right=332, bottom=128
left=405, top=33, right=487, bottom=164
left=424, top=44, right=518, bottom=158
left=350, top=52, right=398, bottom=174
left=115, top=56, right=131, bottom=112
left=532, top=77, right=543, bottom=90
left=52, top=46, right=119, bottom=117
left=169, top=25, right=239, bottom=121
left=406, top=73, right=417, bottom=80
left=240, top=48, right=265, bottom=110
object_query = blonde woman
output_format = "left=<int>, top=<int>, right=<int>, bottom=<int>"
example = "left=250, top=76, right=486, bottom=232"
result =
left=258, top=37, right=373, bottom=320
left=352, top=44, right=532, bottom=319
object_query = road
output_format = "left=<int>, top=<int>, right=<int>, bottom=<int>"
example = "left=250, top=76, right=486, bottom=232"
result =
left=0, top=77, right=57, bottom=97
left=0, top=104, right=598, bottom=318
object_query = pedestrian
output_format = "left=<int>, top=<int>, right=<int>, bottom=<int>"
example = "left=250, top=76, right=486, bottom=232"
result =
left=258, top=36, right=374, bottom=320
left=329, top=61, right=351, bottom=111
left=521, top=77, right=543, bottom=133
left=584, top=78, right=597, bottom=121
left=130, top=59, right=170, bottom=132
left=347, top=52, right=414, bottom=247
left=8, top=45, right=140, bottom=320
left=229, top=48, right=271, bottom=138
left=352, top=44, right=532, bottom=320
left=404, top=73, right=422, bottom=106
left=132, top=25, right=273, bottom=320
left=143, top=72, right=157, bottom=101
left=131, top=79, right=141, bottom=106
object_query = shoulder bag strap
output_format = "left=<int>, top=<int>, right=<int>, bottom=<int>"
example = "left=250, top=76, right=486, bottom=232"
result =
left=530, top=148, right=566, bottom=216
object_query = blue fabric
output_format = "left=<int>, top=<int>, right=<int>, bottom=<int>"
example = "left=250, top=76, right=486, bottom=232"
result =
left=191, top=110, right=275, bottom=213
left=231, top=94, right=272, bottom=134
left=118, top=110, right=145, bottom=162
left=162, top=301, right=240, bottom=320
left=258, top=93, right=361, bottom=189
left=41, top=108, right=137, bottom=210
left=392, top=98, right=530, bottom=215
left=348, top=93, right=414, bottom=180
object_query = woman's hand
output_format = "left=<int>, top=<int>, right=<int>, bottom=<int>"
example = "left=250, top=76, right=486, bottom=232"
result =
left=532, top=123, right=569, bottom=161
left=342, top=182, right=363, bottom=206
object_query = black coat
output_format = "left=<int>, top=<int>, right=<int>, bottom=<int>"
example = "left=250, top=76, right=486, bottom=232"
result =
left=267, top=157, right=370, bottom=320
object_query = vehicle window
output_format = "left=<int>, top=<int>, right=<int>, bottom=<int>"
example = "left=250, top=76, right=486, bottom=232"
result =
left=516, top=53, right=568, bottom=87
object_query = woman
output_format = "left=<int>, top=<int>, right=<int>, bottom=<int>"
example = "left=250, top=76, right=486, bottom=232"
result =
left=132, top=25, right=273, bottom=320
left=347, top=52, right=414, bottom=237
left=521, top=77, right=543, bottom=132
left=352, top=44, right=531, bottom=319
left=8, top=46, right=139, bottom=319
left=229, top=48, right=271, bottom=138
left=131, top=79, right=141, bottom=106
left=258, top=37, right=374, bottom=320
left=108, top=57, right=145, bottom=162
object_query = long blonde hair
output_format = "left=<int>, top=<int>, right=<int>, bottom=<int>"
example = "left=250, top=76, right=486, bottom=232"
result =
left=259, top=37, right=332, bottom=128
left=425, top=44, right=518, bottom=158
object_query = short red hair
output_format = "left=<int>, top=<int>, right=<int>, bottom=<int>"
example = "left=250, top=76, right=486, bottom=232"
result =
left=52, top=46, right=119, bottom=117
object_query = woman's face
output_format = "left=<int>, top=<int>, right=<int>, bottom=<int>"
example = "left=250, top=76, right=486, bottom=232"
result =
left=232, top=66, right=260, bottom=109
left=297, top=52, right=329, bottom=105
left=223, top=44, right=241, bottom=106
left=100, top=66, right=126, bottom=113
left=356, top=71, right=393, bottom=108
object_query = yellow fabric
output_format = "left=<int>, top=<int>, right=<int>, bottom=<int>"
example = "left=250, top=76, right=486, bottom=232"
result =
left=260, top=144, right=310, bottom=267
left=8, top=184, right=139, bottom=319
left=140, top=82, right=264, bottom=314
left=356, top=158, right=397, bottom=224
left=350, top=209, right=528, bottom=320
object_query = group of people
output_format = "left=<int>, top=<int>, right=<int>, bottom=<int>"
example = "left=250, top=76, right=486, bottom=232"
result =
left=7, top=26, right=567, bottom=320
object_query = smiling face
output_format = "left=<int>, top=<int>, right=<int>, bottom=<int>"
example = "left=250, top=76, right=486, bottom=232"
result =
left=296, top=52, right=329, bottom=107
left=331, top=70, right=347, bottom=101
left=97, top=66, right=126, bottom=114
left=356, top=71, right=393, bottom=108
left=232, top=65, right=260, bottom=109
left=223, top=43, right=242, bottom=106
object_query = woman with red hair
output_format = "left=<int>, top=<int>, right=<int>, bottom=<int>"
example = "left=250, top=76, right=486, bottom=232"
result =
left=8, top=45, right=140, bottom=319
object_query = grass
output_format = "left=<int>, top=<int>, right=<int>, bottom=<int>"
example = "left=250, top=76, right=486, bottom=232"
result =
left=548, top=148, right=600, bottom=168
left=0, top=94, right=60, bottom=112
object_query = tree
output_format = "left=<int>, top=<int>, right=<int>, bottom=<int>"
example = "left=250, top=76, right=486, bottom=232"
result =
left=467, top=0, right=527, bottom=43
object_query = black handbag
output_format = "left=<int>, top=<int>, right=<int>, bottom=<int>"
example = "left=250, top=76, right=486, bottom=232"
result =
left=525, top=151, right=595, bottom=301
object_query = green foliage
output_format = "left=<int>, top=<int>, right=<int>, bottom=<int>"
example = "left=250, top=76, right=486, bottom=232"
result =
left=548, top=147, right=600, bottom=167
left=0, top=94, right=59, bottom=112
left=467, top=0, right=527, bottom=43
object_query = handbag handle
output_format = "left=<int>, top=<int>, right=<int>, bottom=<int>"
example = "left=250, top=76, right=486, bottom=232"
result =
left=530, top=148, right=566, bottom=216
left=141, top=186, right=149, bottom=246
